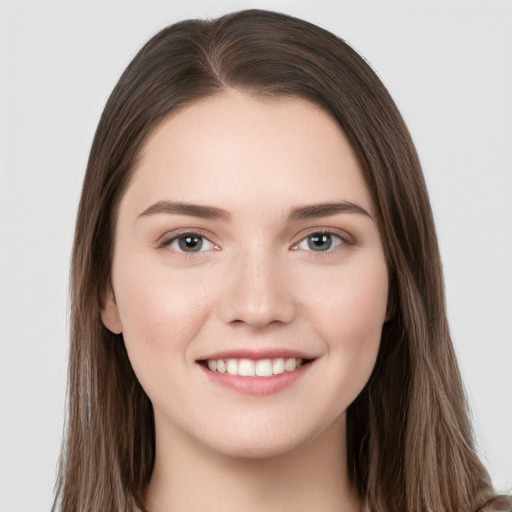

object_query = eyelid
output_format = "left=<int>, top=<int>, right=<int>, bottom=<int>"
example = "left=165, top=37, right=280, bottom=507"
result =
left=155, top=226, right=354, bottom=253
left=156, top=229, right=219, bottom=252
left=291, top=227, right=355, bottom=249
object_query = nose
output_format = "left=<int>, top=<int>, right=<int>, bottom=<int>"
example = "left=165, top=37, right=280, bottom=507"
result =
left=218, top=249, right=296, bottom=329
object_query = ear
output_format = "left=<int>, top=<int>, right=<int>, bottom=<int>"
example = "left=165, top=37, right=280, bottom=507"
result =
left=101, top=286, right=123, bottom=334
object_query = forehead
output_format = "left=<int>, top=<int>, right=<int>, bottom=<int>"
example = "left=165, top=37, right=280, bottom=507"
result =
left=122, top=91, right=371, bottom=217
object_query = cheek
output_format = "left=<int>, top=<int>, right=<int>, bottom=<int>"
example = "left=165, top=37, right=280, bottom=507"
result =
left=320, top=253, right=388, bottom=336
left=112, top=260, right=214, bottom=381
left=305, top=256, right=388, bottom=393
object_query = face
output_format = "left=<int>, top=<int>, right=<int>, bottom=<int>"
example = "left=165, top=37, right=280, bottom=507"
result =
left=102, top=91, right=388, bottom=458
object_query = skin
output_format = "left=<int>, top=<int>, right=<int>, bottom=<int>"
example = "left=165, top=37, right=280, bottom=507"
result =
left=102, top=91, right=389, bottom=512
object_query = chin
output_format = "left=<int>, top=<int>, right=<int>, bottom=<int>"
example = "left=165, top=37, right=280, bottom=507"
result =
left=207, top=435, right=311, bottom=460
left=195, top=413, right=344, bottom=461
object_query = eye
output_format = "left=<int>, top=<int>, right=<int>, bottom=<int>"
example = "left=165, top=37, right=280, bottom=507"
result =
left=165, top=233, right=215, bottom=253
left=294, top=232, right=345, bottom=252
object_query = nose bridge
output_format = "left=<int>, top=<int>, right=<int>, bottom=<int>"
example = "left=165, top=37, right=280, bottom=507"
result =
left=219, top=241, right=295, bottom=328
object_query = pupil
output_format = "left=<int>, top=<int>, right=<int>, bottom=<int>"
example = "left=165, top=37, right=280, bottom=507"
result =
left=308, top=233, right=332, bottom=251
left=179, top=235, right=202, bottom=252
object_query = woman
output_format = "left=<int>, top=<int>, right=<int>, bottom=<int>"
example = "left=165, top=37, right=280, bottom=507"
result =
left=53, top=9, right=510, bottom=512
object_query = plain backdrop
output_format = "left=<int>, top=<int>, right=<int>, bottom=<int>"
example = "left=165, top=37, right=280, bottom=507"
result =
left=0, top=1, right=511, bottom=510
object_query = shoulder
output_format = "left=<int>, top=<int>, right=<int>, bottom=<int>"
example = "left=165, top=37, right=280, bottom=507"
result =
left=478, top=495, right=512, bottom=512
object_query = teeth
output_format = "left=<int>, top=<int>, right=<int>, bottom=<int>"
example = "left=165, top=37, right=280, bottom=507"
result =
left=272, top=358, right=285, bottom=375
left=216, top=359, right=226, bottom=373
left=285, top=357, right=298, bottom=372
left=205, top=357, right=305, bottom=377
left=238, top=359, right=255, bottom=376
left=227, top=359, right=238, bottom=375
left=255, top=359, right=273, bottom=377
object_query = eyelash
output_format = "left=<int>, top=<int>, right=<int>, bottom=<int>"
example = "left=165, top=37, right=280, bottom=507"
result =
left=157, top=230, right=218, bottom=255
left=290, top=230, right=351, bottom=254
left=157, top=229, right=353, bottom=256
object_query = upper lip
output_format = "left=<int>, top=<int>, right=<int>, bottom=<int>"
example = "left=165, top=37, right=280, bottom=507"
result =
left=197, top=347, right=316, bottom=361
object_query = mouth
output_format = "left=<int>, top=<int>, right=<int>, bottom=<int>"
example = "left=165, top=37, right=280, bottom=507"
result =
left=197, top=357, right=315, bottom=377
left=196, top=349, right=317, bottom=395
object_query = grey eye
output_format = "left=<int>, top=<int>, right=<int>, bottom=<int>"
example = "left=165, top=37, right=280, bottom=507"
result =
left=296, top=232, right=343, bottom=252
left=307, top=233, right=333, bottom=251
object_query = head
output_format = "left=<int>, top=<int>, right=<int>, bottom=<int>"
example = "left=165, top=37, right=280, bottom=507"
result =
left=56, top=9, right=492, bottom=512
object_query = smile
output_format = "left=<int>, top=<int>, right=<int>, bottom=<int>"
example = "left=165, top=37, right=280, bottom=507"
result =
left=204, top=357, right=306, bottom=377
left=197, top=355, right=315, bottom=396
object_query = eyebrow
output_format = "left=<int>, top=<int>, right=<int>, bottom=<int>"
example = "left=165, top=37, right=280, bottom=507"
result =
left=138, top=200, right=372, bottom=222
left=287, top=201, right=373, bottom=222
left=138, top=200, right=231, bottom=220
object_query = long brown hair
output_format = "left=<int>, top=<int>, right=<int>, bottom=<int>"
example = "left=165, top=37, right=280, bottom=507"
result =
left=54, top=9, right=495, bottom=511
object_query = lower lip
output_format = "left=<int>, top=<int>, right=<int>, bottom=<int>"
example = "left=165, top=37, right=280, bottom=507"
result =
left=199, top=362, right=312, bottom=396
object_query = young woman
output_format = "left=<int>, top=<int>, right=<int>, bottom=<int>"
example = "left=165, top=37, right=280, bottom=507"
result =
left=53, top=9, right=511, bottom=512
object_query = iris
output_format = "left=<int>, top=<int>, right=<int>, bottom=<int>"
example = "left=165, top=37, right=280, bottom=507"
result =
left=307, top=233, right=333, bottom=251
left=178, top=235, right=203, bottom=252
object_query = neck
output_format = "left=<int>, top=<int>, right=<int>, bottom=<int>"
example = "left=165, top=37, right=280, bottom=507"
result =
left=144, top=416, right=360, bottom=512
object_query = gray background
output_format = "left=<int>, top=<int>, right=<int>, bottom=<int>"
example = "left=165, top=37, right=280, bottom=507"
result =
left=1, top=1, right=511, bottom=510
